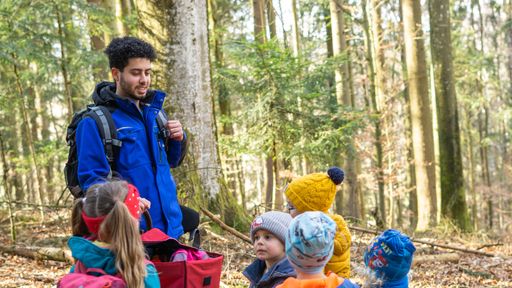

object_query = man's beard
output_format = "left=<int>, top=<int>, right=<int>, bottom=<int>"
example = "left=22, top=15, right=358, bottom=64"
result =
left=119, top=76, right=146, bottom=101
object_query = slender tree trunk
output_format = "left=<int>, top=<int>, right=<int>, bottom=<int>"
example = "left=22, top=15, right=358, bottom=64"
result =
left=429, top=0, right=469, bottom=230
left=134, top=0, right=167, bottom=87
left=473, top=0, right=493, bottom=229
left=13, top=105, right=25, bottom=202
left=252, top=0, right=275, bottom=209
left=291, top=0, right=310, bottom=175
left=208, top=0, right=239, bottom=202
left=0, top=131, right=16, bottom=242
left=120, top=0, right=134, bottom=35
left=401, top=0, right=437, bottom=230
left=330, top=0, right=360, bottom=219
left=368, top=0, right=386, bottom=226
left=266, top=0, right=277, bottom=39
left=12, top=59, right=44, bottom=221
left=291, top=0, right=301, bottom=56
left=32, top=77, right=50, bottom=201
left=166, top=0, right=221, bottom=201
left=87, top=0, right=109, bottom=80
left=507, top=1, right=512, bottom=97
left=253, top=0, right=267, bottom=43
left=55, top=3, right=74, bottom=118
left=397, top=0, right=417, bottom=228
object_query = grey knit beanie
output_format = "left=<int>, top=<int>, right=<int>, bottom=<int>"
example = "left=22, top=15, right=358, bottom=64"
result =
left=250, top=211, right=292, bottom=244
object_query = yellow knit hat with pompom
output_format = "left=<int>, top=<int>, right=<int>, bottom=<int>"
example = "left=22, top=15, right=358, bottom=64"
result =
left=285, top=167, right=344, bottom=212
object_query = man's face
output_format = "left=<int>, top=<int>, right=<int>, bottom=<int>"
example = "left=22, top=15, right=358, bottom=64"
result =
left=112, top=57, right=152, bottom=101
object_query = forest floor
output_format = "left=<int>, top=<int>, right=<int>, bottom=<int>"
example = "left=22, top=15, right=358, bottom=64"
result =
left=0, top=210, right=511, bottom=287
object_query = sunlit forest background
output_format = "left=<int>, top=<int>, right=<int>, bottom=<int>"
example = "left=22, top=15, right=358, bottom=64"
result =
left=1, top=0, right=512, bottom=241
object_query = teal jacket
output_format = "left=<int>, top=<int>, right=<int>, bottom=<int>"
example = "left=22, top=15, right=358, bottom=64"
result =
left=68, top=236, right=160, bottom=287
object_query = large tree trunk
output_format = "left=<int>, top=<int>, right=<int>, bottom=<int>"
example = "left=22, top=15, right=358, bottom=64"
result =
left=429, top=0, right=469, bottom=230
left=166, top=0, right=221, bottom=200
left=401, top=0, right=437, bottom=230
left=330, top=0, right=361, bottom=219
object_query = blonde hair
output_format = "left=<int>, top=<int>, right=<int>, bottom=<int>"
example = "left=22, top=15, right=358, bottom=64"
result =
left=82, top=181, right=146, bottom=288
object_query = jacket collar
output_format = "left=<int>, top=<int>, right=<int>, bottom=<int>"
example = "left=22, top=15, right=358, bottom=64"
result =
left=91, top=81, right=166, bottom=111
left=243, top=257, right=295, bottom=285
left=68, top=236, right=117, bottom=275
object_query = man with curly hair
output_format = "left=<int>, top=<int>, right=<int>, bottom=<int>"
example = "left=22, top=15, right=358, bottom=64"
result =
left=75, top=36, right=198, bottom=240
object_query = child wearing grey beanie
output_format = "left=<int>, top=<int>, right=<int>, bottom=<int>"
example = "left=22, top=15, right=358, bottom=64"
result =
left=243, top=211, right=296, bottom=288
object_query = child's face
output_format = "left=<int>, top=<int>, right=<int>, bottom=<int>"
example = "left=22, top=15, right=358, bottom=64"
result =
left=286, top=200, right=301, bottom=218
left=253, top=230, right=285, bottom=263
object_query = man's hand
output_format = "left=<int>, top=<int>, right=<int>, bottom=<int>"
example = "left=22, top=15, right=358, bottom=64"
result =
left=138, top=197, right=151, bottom=212
left=166, top=120, right=184, bottom=141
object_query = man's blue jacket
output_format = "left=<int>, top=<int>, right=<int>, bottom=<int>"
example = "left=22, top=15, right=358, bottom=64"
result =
left=76, top=82, right=185, bottom=238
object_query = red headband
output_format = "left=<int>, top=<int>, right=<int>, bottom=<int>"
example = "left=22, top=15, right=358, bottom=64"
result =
left=82, top=184, right=142, bottom=235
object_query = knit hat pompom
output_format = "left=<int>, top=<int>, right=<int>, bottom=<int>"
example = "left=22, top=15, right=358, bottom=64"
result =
left=327, top=167, right=344, bottom=185
left=284, top=167, right=345, bottom=212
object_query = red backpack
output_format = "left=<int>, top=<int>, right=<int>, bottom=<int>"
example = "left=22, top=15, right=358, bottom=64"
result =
left=57, top=261, right=126, bottom=288
left=142, top=228, right=223, bottom=288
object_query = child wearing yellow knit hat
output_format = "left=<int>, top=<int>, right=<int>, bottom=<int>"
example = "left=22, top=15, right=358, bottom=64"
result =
left=284, top=167, right=352, bottom=278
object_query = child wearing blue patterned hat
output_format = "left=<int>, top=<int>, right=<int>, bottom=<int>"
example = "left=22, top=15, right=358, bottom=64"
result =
left=363, top=229, right=416, bottom=287
left=277, top=211, right=359, bottom=288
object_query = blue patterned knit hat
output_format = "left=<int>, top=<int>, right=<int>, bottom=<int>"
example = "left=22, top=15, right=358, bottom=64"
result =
left=285, top=211, right=337, bottom=274
left=364, top=229, right=416, bottom=287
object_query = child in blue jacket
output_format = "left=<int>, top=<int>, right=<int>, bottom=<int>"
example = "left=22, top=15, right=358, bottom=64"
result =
left=243, top=211, right=296, bottom=288
left=69, top=180, right=160, bottom=287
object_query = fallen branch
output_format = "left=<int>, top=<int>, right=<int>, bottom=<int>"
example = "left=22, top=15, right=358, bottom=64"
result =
left=200, top=208, right=252, bottom=244
left=0, top=244, right=73, bottom=264
left=348, top=226, right=499, bottom=258
left=412, top=253, right=460, bottom=266
left=0, top=200, right=70, bottom=209
left=200, top=210, right=505, bottom=258
left=477, top=243, right=503, bottom=250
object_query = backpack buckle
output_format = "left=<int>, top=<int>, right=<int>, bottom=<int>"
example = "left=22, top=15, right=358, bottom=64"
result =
left=160, top=128, right=170, bottom=139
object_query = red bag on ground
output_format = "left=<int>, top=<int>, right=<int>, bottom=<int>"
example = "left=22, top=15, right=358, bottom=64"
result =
left=142, top=228, right=223, bottom=288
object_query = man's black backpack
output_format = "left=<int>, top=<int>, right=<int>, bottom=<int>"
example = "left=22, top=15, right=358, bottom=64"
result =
left=64, top=104, right=179, bottom=198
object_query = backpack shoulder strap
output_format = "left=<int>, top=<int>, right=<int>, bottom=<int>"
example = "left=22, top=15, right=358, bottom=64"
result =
left=87, top=106, right=122, bottom=177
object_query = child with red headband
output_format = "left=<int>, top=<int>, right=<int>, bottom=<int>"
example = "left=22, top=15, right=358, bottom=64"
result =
left=68, top=180, right=159, bottom=287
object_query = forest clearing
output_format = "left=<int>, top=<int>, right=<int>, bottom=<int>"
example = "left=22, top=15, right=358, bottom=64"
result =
left=2, top=0, right=512, bottom=287
left=0, top=210, right=510, bottom=287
